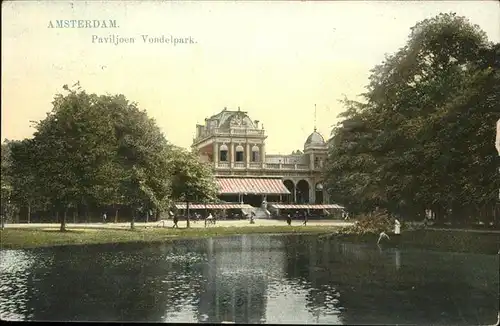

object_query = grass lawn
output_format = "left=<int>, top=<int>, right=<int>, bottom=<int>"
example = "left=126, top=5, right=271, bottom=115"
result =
left=0, top=225, right=337, bottom=250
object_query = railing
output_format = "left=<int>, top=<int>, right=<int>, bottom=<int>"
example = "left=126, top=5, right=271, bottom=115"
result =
left=214, top=162, right=314, bottom=171
left=224, top=128, right=265, bottom=136
left=265, top=155, right=306, bottom=165
left=195, top=128, right=265, bottom=141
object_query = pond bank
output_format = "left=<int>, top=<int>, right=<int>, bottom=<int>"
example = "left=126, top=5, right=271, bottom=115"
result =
left=323, top=229, right=500, bottom=254
left=2, top=226, right=499, bottom=254
left=0, top=225, right=337, bottom=250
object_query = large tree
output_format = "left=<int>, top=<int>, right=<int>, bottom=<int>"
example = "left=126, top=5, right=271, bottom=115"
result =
left=11, top=84, right=173, bottom=231
left=168, top=147, right=219, bottom=228
left=325, top=13, right=500, bottom=224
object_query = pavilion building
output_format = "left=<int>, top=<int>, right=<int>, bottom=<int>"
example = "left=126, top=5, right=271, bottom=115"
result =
left=185, top=107, right=343, bottom=216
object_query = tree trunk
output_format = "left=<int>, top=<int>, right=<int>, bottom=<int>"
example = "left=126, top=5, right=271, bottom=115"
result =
left=27, top=203, right=31, bottom=224
left=114, top=208, right=119, bottom=223
left=186, top=201, right=190, bottom=228
left=146, top=209, right=149, bottom=223
left=56, top=211, right=59, bottom=223
left=60, top=208, right=67, bottom=232
left=85, top=206, right=89, bottom=224
left=131, top=210, right=135, bottom=230
left=73, top=208, right=77, bottom=224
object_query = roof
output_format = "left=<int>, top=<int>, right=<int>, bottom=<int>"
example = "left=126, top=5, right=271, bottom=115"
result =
left=207, top=108, right=257, bottom=129
left=174, top=203, right=253, bottom=210
left=270, top=204, right=344, bottom=209
left=304, top=129, right=326, bottom=147
left=217, top=178, right=291, bottom=195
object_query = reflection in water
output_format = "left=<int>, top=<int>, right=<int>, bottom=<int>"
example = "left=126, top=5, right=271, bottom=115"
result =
left=0, top=250, right=35, bottom=320
left=0, top=235, right=498, bottom=324
left=395, top=248, right=401, bottom=270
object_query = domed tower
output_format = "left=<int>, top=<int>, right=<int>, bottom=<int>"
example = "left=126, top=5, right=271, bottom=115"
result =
left=304, top=128, right=327, bottom=170
left=303, top=127, right=328, bottom=204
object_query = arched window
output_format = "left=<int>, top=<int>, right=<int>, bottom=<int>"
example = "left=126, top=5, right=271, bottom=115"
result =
left=235, top=145, right=244, bottom=162
left=251, top=145, right=260, bottom=162
left=219, top=144, right=228, bottom=162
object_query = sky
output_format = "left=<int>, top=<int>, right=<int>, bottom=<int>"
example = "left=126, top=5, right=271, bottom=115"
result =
left=2, top=0, right=499, bottom=154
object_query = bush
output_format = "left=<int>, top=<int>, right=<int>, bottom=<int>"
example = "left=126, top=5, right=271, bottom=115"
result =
left=339, top=210, right=394, bottom=235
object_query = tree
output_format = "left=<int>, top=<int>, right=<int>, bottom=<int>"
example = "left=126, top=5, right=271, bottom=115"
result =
left=325, top=13, right=500, bottom=224
left=168, top=147, right=219, bottom=228
left=16, top=84, right=173, bottom=231
left=7, top=139, right=42, bottom=224
left=1, top=141, right=15, bottom=227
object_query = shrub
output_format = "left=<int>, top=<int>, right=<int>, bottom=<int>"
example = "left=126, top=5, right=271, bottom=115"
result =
left=339, top=210, right=394, bottom=235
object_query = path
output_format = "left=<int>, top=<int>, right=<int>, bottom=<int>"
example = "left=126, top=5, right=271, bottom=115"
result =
left=2, top=219, right=355, bottom=230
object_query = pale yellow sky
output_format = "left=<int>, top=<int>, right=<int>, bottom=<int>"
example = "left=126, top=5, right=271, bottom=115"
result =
left=2, top=1, right=499, bottom=154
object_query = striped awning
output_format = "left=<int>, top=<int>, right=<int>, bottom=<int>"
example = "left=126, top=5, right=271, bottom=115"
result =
left=216, top=178, right=291, bottom=195
left=270, top=204, right=344, bottom=209
left=174, top=203, right=254, bottom=210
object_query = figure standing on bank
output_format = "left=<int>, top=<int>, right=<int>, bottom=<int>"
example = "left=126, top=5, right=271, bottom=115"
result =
left=394, top=219, right=401, bottom=235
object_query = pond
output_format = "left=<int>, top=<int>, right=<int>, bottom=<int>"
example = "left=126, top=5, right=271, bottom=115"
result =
left=0, top=234, right=498, bottom=324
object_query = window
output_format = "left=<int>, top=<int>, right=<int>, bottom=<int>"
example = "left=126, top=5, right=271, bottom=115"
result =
left=235, top=145, right=244, bottom=162
left=219, top=144, right=228, bottom=162
left=251, top=145, right=260, bottom=162
left=220, top=150, right=228, bottom=162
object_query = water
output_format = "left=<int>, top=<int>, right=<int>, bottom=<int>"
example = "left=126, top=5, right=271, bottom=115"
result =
left=0, top=234, right=498, bottom=324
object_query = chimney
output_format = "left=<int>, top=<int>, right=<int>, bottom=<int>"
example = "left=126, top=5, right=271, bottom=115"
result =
left=254, top=120, right=259, bottom=128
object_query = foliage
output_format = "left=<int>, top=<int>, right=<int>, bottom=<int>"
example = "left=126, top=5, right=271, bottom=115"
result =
left=3, top=85, right=217, bottom=230
left=1, top=141, right=15, bottom=222
left=168, top=147, right=219, bottom=228
left=338, top=210, right=394, bottom=235
left=325, top=13, right=500, bottom=224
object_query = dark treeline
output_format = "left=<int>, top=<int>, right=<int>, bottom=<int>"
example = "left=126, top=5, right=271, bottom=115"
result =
left=325, top=13, right=500, bottom=225
left=1, top=84, right=219, bottom=230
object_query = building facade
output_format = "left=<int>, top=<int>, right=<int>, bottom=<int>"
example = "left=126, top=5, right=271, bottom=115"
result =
left=191, top=107, right=330, bottom=207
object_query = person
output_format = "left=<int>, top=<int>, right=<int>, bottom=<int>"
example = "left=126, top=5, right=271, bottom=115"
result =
left=377, top=231, right=390, bottom=244
left=172, top=214, right=179, bottom=228
left=102, top=213, right=107, bottom=224
left=394, top=219, right=401, bottom=235
left=286, top=214, right=292, bottom=226
left=303, top=211, right=308, bottom=226
left=250, top=211, right=255, bottom=224
left=205, top=213, right=214, bottom=227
